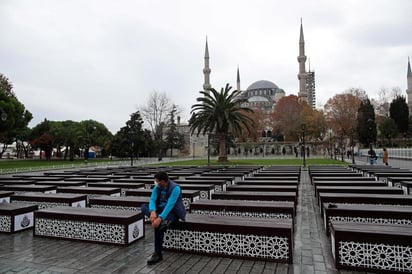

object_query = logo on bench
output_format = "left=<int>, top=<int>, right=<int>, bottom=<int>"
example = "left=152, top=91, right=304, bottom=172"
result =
left=1, top=199, right=6, bottom=203
left=21, top=215, right=31, bottom=228
left=132, top=225, right=140, bottom=239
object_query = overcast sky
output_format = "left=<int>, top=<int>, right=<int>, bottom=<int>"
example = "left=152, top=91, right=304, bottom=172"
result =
left=1, top=0, right=411, bottom=133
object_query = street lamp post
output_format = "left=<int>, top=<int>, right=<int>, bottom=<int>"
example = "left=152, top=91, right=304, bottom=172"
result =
left=207, top=133, right=211, bottom=166
left=301, top=124, right=306, bottom=168
left=350, top=128, right=355, bottom=164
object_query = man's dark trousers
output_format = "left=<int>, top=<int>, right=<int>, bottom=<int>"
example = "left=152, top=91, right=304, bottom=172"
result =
left=141, top=204, right=178, bottom=255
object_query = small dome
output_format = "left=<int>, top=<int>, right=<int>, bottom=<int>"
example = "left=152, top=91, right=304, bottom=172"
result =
left=246, top=80, right=279, bottom=90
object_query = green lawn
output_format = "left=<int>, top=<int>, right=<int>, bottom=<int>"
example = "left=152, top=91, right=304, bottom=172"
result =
left=154, top=158, right=346, bottom=167
left=0, top=158, right=346, bottom=174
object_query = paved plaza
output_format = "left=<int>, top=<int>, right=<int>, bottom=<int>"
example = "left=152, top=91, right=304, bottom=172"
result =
left=0, top=166, right=378, bottom=274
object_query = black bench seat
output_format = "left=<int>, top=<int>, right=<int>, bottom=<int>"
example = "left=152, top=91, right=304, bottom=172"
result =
left=13, top=175, right=63, bottom=182
left=235, top=180, right=299, bottom=186
left=313, top=181, right=387, bottom=195
left=315, top=186, right=404, bottom=200
left=0, top=191, right=14, bottom=203
left=400, top=181, right=412, bottom=195
left=34, top=207, right=144, bottom=245
left=163, top=214, right=293, bottom=263
left=189, top=199, right=295, bottom=221
left=311, top=177, right=376, bottom=184
left=125, top=189, right=200, bottom=209
left=57, top=186, right=121, bottom=204
left=0, top=203, right=38, bottom=233
left=34, top=180, right=87, bottom=187
left=322, top=203, right=412, bottom=235
left=175, top=179, right=227, bottom=191
left=318, top=193, right=412, bottom=215
left=0, top=179, right=35, bottom=185
left=187, top=176, right=235, bottom=186
left=89, top=196, right=149, bottom=211
left=0, top=184, right=57, bottom=194
left=11, top=193, right=87, bottom=209
left=86, top=182, right=145, bottom=196
left=386, top=176, right=412, bottom=187
left=330, top=222, right=412, bottom=273
left=64, top=177, right=111, bottom=183
left=227, top=185, right=298, bottom=195
left=212, top=191, right=297, bottom=206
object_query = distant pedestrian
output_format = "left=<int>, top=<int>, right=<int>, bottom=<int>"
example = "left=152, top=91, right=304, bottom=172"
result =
left=368, top=146, right=377, bottom=165
left=382, top=148, right=389, bottom=166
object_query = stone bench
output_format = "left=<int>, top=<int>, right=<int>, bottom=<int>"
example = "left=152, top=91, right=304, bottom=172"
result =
left=89, top=196, right=148, bottom=211
left=186, top=176, right=235, bottom=186
left=57, top=186, right=121, bottom=204
left=0, top=203, right=38, bottom=233
left=212, top=191, right=297, bottom=206
left=322, top=203, right=412, bottom=236
left=400, top=181, right=412, bottom=195
left=311, top=176, right=376, bottom=184
left=125, top=189, right=200, bottom=210
left=11, top=193, right=87, bottom=209
left=13, top=175, right=63, bottom=182
left=0, top=179, right=35, bottom=185
left=386, top=176, right=412, bottom=187
left=189, top=199, right=295, bottom=223
left=370, top=172, right=412, bottom=184
left=34, top=207, right=144, bottom=245
left=315, top=186, right=404, bottom=202
left=0, top=191, right=13, bottom=203
left=64, top=177, right=111, bottom=183
left=318, top=193, right=412, bottom=215
left=163, top=214, right=293, bottom=263
left=0, top=184, right=57, bottom=194
left=243, top=176, right=300, bottom=182
left=87, top=182, right=145, bottom=196
left=35, top=180, right=87, bottom=187
left=235, top=180, right=299, bottom=186
left=330, top=222, right=412, bottom=273
left=178, top=184, right=215, bottom=200
left=313, top=181, right=387, bottom=194
left=227, top=185, right=298, bottom=196
left=175, top=179, right=227, bottom=191
left=310, top=173, right=365, bottom=184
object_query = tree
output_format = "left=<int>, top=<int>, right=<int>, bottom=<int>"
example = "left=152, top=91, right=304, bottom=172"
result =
left=324, top=92, right=361, bottom=137
left=0, top=73, right=33, bottom=158
left=272, top=95, right=306, bottom=141
left=389, top=95, right=409, bottom=134
left=140, top=91, right=175, bottom=160
left=125, top=111, right=145, bottom=164
left=379, top=117, right=398, bottom=146
left=299, top=105, right=327, bottom=141
left=190, top=83, right=254, bottom=163
left=356, top=98, right=377, bottom=147
left=165, top=105, right=185, bottom=157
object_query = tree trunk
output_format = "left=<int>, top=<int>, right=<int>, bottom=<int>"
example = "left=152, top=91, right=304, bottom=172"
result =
left=218, top=132, right=228, bottom=162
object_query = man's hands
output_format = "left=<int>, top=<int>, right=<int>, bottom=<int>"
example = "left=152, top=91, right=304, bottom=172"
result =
left=149, top=211, right=162, bottom=228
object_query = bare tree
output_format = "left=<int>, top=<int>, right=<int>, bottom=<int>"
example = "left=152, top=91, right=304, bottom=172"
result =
left=140, top=91, right=177, bottom=160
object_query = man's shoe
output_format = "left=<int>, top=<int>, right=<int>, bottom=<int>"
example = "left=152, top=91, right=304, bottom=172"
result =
left=147, top=253, right=163, bottom=265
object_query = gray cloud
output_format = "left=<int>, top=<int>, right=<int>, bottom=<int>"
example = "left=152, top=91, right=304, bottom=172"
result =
left=0, top=0, right=411, bottom=133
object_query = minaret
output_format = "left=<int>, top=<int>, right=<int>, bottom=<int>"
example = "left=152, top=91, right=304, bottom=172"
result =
left=297, top=19, right=308, bottom=103
left=203, top=37, right=212, bottom=93
left=236, top=66, right=241, bottom=92
left=407, top=57, right=412, bottom=114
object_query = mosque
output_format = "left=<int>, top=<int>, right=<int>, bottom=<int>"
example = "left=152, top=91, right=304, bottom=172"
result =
left=178, top=21, right=316, bottom=157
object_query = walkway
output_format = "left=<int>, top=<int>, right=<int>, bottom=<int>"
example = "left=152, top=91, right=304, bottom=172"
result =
left=0, top=169, right=371, bottom=274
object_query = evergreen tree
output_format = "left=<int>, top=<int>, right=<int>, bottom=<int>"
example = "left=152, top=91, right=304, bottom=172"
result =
left=389, top=95, right=409, bottom=134
left=356, top=98, right=377, bottom=147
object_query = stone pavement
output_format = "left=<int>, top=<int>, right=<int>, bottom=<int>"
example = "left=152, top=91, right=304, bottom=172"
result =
left=0, top=169, right=373, bottom=274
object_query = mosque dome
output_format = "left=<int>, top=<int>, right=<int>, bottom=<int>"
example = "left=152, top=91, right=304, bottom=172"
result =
left=246, top=80, right=279, bottom=91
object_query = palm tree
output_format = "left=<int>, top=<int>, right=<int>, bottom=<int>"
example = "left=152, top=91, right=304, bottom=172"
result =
left=190, top=83, right=254, bottom=163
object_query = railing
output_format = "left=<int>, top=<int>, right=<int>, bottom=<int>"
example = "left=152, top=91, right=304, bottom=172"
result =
left=0, top=157, right=189, bottom=175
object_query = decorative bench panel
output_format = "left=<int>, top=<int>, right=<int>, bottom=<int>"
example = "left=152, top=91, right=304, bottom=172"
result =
left=0, top=203, right=38, bottom=233
left=0, top=191, right=13, bottom=203
left=330, top=222, right=412, bottom=273
left=163, top=214, right=293, bottom=263
left=322, top=203, right=412, bottom=235
left=11, top=193, right=87, bottom=209
left=0, top=184, right=57, bottom=194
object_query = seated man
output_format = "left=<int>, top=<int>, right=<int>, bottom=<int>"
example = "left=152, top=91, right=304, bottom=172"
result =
left=141, top=171, right=186, bottom=265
